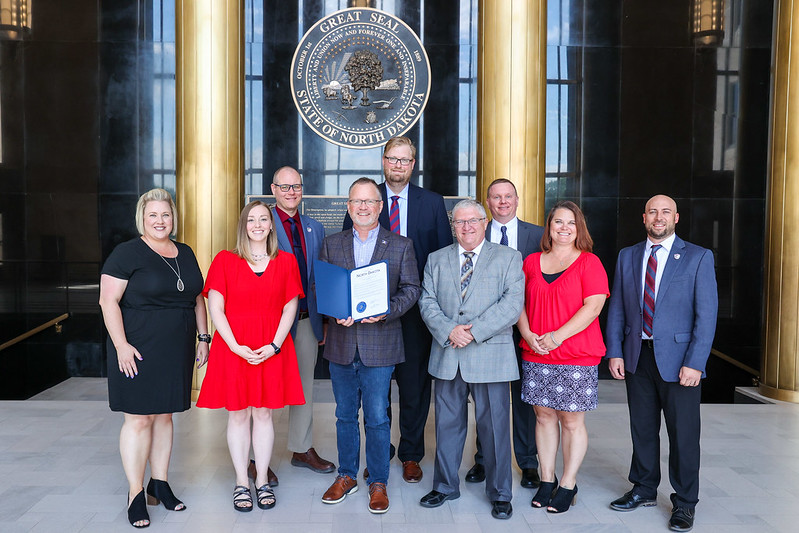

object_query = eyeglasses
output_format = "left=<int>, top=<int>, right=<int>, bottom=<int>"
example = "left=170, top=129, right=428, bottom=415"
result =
left=384, top=156, right=413, bottom=166
left=274, top=183, right=303, bottom=192
left=452, top=217, right=486, bottom=227
left=347, top=199, right=382, bottom=207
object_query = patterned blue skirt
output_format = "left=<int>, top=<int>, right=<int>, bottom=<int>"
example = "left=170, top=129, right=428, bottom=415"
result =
left=521, top=361, right=598, bottom=412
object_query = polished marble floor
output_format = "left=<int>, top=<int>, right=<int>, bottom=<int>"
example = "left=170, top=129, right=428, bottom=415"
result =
left=1, top=378, right=798, bottom=532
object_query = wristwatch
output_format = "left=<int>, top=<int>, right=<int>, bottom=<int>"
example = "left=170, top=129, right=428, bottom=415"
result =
left=270, top=342, right=281, bottom=354
left=197, top=333, right=212, bottom=343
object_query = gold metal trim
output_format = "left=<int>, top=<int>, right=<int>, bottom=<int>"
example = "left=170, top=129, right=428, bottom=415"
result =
left=758, top=383, right=799, bottom=404
left=477, top=0, right=547, bottom=224
left=0, top=313, right=69, bottom=352
left=710, top=348, right=758, bottom=377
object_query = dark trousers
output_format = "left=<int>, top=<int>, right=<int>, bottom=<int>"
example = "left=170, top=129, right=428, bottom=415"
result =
left=626, top=341, right=701, bottom=509
left=474, top=328, right=538, bottom=469
left=393, top=303, right=433, bottom=462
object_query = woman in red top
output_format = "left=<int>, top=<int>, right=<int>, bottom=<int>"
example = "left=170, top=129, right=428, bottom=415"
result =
left=197, top=201, right=305, bottom=512
left=517, top=201, right=608, bottom=514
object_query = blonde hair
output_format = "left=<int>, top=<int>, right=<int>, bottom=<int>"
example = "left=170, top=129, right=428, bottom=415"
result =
left=135, top=188, right=177, bottom=237
left=383, top=136, right=416, bottom=159
left=234, top=201, right=279, bottom=263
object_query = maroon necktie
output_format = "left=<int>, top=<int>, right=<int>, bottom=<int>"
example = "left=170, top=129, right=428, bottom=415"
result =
left=642, top=244, right=661, bottom=337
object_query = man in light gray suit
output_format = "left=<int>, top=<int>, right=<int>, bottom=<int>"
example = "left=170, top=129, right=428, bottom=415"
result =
left=418, top=199, right=525, bottom=520
left=467, top=178, right=544, bottom=489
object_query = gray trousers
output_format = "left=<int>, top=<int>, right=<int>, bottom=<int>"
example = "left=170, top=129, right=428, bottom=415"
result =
left=433, top=370, right=513, bottom=501
left=288, top=318, right=318, bottom=452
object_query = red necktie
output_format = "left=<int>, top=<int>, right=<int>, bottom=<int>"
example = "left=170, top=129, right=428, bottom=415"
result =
left=643, top=244, right=661, bottom=336
left=389, top=195, right=400, bottom=234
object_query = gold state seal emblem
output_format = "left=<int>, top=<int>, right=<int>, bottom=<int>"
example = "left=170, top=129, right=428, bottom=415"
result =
left=291, top=8, right=431, bottom=149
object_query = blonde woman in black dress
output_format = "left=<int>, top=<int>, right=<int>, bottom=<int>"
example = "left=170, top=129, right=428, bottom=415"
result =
left=99, top=189, right=209, bottom=528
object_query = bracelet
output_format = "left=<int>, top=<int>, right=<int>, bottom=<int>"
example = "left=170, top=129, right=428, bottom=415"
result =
left=550, top=331, right=562, bottom=347
left=198, top=333, right=212, bottom=343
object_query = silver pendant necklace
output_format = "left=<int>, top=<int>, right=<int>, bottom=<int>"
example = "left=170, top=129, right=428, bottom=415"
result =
left=158, top=253, right=184, bottom=291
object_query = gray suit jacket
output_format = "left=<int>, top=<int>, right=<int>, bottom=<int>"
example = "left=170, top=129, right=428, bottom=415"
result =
left=319, top=227, right=421, bottom=367
left=419, top=240, right=525, bottom=383
left=272, top=208, right=325, bottom=341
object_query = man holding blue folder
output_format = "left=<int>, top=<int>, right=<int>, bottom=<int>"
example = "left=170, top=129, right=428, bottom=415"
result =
left=319, top=177, right=421, bottom=514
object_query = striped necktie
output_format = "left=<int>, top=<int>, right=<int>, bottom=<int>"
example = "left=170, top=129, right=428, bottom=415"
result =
left=461, top=252, right=474, bottom=299
left=389, top=195, right=400, bottom=234
left=643, top=244, right=662, bottom=337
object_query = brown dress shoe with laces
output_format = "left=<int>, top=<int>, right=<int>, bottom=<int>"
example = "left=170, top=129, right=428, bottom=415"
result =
left=322, top=475, right=358, bottom=504
left=402, top=460, right=423, bottom=483
left=368, top=482, right=390, bottom=514
left=291, top=447, right=336, bottom=473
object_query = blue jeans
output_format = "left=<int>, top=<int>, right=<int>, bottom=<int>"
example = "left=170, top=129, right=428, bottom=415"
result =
left=329, top=351, right=394, bottom=485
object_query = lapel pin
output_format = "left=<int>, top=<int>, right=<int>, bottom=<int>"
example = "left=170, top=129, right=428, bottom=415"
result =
left=307, top=227, right=311, bottom=232
left=381, top=240, right=388, bottom=245
left=674, top=253, right=680, bottom=259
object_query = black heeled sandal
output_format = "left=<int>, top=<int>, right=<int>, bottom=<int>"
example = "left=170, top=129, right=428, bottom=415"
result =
left=127, top=489, right=150, bottom=528
left=547, top=484, right=578, bottom=513
left=256, top=483, right=276, bottom=510
left=531, top=476, right=558, bottom=508
left=146, top=478, right=186, bottom=511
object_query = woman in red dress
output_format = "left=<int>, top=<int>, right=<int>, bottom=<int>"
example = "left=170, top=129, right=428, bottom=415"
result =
left=517, top=201, right=608, bottom=514
left=197, top=201, right=305, bottom=512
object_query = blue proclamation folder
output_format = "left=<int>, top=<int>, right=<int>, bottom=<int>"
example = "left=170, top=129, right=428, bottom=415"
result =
left=314, top=259, right=390, bottom=321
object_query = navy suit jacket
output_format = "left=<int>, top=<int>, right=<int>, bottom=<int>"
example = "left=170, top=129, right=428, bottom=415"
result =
left=605, top=235, right=718, bottom=381
left=343, top=182, right=453, bottom=278
left=488, top=218, right=544, bottom=258
left=319, top=227, right=421, bottom=367
left=272, top=208, right=325, bottom=341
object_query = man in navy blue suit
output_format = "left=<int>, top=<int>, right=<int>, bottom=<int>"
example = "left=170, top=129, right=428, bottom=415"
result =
left=465, top=178, right=544, bottom=490
left=343, top=136, right=452, bottom=483
left=271, top=167, right=336, bottom=476
left=606, top=195, right=717, bottom=533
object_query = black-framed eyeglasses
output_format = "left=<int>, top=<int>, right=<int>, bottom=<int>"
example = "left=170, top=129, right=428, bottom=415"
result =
left=384, top=156, right=413, bottom=166
left=274, top=183, right=303, bottom=192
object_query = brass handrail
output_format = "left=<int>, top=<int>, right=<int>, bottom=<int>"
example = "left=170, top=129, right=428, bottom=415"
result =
left=710, top=348, right=759, bottom=377
left=0, top=313, right=70, bottom=352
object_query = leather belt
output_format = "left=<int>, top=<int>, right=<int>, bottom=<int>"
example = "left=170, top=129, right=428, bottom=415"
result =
left=642, top=338, right=654, bottom=350
left=298, top=311, right=310, bottom=320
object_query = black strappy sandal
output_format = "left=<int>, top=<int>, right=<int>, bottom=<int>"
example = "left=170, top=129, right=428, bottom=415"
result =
left=127, top=489, right=150, bottom=528
left=146, top=478, right=186, bottom=511
left=233, top=484, right=253, bottom=512
left=256, top=483, right=276, bottom=510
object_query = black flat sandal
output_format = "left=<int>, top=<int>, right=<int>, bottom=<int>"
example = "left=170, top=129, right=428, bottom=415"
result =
left=547, top=484, right=578, bottom=513
left=233, top=484, right=253, bottom=512
left=127, top=489, right=150, bottom=528
left=531, top=476, right=558, bottom=508
left=256, top=483, right=276, bottom=510
left=146, top=478, right=186, bottom=511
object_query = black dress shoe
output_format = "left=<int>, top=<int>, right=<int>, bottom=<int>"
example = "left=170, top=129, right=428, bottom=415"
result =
left=520, top=468, right=540, bottom=488
left=610, top=490, right=657, bottom=511
left=491, top=500, right=513, bottom=519
left=419, top=490, right=460, bottom=508
left=465, top=463, right=486, bottom=483
left=669, top=506, right=695, bottom=531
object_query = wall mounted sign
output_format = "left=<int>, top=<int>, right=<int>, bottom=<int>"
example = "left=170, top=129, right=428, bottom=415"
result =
left=290, top=7, right=431, bottom=149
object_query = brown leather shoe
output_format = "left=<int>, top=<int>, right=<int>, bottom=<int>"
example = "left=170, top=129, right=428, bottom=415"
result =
left=291, top=447, right=336, bottom=473
left=368, top=482, right=389, bottom=514
left=248, top=460, right=278, bottom=487
left=322, top=475, right=358, bottom=504
left=402, top=460, right=423, bottom=483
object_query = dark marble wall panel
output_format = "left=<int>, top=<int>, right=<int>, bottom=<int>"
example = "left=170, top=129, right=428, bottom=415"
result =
left=0, top=42, right=25, bottom=193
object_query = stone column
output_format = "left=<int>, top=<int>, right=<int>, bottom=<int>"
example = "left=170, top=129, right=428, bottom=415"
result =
left=176, top=0, right=244, bottom=396
left=477, top=0, right=546, bottom=223
left=761, top=0, right=799, bottom=402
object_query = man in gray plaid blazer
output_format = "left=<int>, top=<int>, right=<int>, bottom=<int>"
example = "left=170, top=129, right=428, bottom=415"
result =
left=319, top=178, right=421, bottom=514
left=418, top=199, right=525, bottom=520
